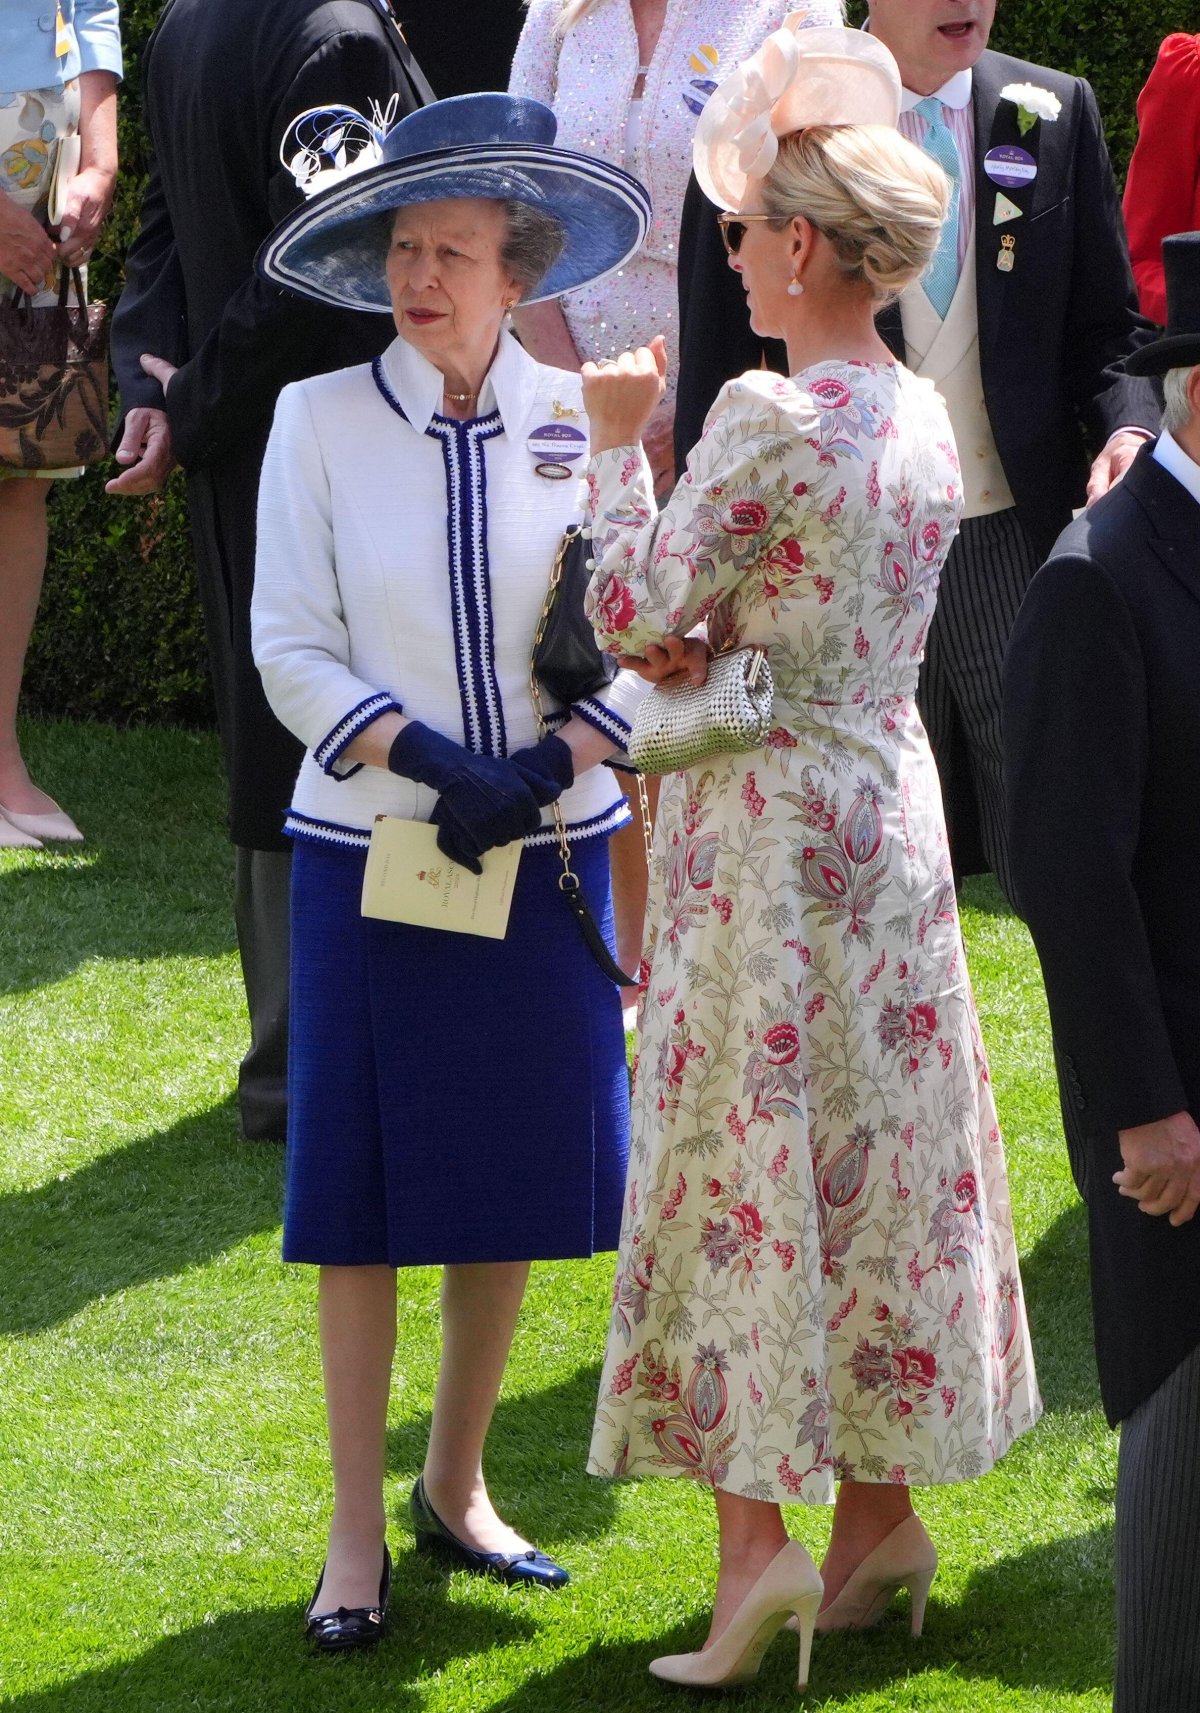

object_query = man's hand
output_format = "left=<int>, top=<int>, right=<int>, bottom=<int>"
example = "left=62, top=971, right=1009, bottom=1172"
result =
left=56, top=166, right=117, bottom=266
left=0, top=192, right=56, bottom=296
left=106, top=406, right=175, bottom=495
left=1087, top=430, right=1147, bottom=504
left=1114, top=1110, right=1200, bottom=1226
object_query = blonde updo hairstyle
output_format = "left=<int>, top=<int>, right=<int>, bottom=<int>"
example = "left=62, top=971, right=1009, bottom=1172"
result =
left=759, top=125, right=951, bottom=305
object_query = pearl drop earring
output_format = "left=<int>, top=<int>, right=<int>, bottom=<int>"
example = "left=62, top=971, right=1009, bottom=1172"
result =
left=787, top=278, right=805, bottom=297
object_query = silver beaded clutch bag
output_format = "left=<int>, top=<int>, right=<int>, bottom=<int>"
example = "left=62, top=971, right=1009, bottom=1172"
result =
left=627, top=646, right=774, bottom=775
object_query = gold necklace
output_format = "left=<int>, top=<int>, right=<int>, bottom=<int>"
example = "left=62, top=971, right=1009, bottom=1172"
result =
left=444, top=389, right=477, bottom=404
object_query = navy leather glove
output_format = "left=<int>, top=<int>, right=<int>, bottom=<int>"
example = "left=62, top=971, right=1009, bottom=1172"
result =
left=388, top=722, right=541, bottom=874
left=506, top=733, right=575, bottom=807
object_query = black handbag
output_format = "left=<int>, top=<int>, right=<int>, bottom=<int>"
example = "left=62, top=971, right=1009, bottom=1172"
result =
left=529, top=524, right=650, bottom=989
left=531, top=524, right=618, bottom=706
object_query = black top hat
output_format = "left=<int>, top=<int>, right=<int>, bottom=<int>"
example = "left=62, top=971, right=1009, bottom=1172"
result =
left=1126, top=232, right=1200, bottom=375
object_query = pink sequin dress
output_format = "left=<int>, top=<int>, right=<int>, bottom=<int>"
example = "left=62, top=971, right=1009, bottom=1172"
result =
left=508, top=0, right=843, bottom=402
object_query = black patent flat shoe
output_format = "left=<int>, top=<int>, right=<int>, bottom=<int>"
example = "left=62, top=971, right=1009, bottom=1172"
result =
left=304, top=1544, right=392, bottom=1651
left=409, top=1475, right=569, bottom=1589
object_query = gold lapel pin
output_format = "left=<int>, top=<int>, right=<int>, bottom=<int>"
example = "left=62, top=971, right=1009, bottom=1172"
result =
left=997, top=234, right=1016, bottom=273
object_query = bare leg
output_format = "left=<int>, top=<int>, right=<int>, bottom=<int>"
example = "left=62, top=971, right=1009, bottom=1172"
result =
left=0, top=478, right=56, bottom=815
left=610, top=774, right=659, bottom=995
left=705, top=1489, right=791, bottom=1647
left=313, top=1264, right=396, bottom=1614
left=820, top=1480, right=915, bottom=1608
left=421, top=1259, right=532, bottom=1555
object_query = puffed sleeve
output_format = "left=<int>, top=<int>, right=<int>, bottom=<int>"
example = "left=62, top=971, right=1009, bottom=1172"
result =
left=1123, top=35, right=1200, bottom=326
left=74, top=0, right=123, bottom=78
left=585, top=374, right=803, bottom=657
left=253, top=383, right=402, bottom=780
left=507, top=0, right=561, bottom=105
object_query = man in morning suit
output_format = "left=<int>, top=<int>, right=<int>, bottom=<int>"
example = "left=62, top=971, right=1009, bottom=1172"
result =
left=1004, top=234, right=1200, bottom=1713
left=106, top=0, right=431, bottom=1140
left=674, top=0, right=1159, bottom=903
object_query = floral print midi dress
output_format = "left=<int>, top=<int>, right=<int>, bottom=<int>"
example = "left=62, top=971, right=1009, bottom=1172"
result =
left=585, top=362, right=1041, bottom=1503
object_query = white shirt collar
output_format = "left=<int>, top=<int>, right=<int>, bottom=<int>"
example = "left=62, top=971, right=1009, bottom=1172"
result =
left=379, top=326, right=540, bottom=436
left=900, top=69, right=974, bottom=113
left=1152, top=429, right=1200, bottom=507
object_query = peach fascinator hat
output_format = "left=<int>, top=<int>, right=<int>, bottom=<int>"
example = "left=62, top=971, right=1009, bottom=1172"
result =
left=692, top=21, right=903, bottom=211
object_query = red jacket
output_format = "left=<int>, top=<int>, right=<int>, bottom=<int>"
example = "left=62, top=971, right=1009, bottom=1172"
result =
left=1124, top=33, right=1200, bottom=326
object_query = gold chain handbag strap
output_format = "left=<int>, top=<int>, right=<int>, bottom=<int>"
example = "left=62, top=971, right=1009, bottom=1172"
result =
left=529, top=527, right=652, bottom=983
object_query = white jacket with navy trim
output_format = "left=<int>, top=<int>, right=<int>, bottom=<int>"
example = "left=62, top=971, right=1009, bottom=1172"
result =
left=252, top=330, right=647, bottom=851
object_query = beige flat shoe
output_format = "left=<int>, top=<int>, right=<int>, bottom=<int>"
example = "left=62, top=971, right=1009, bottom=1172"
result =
left=0, top=810, right=43, bottom=849
left=649, top=1539, right=823, bottom=1692
left=0, top=800, right=83, bottom=843
left=816, top=1514, right=938, bottom=1637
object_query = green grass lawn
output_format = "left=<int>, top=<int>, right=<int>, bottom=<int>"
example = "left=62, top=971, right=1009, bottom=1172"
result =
left=0, top=719, right=1114, bottom=1713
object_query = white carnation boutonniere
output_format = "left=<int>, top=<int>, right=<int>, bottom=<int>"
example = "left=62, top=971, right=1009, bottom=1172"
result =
left=1000, top=82, right=1063, bottom=137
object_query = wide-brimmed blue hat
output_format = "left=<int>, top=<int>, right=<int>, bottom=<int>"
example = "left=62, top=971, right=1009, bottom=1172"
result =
left=258, top=92, right=652, bottom=312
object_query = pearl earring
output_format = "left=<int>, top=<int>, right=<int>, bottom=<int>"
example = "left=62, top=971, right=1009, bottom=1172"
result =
left=787, top=278, right=805, bottom=297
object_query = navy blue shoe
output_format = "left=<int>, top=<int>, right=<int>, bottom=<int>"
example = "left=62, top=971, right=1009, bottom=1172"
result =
left=409, top=1476, right=569, bottom=1589
left=305, top=1545, right=392, bottom=1651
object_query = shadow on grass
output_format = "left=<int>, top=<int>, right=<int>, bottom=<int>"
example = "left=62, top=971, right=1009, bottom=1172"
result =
left=0, top=1557, right=539, bottom=1713
left=0, top=1097, right=282, bottom=1335
left=481, top=1525, right=1114, bottom=1711
left=386, top=1363, right=619, bottom=1545
left=0, top=841, right=236, bottom=996
left=1018, top=1199, right=1101, bottom=1415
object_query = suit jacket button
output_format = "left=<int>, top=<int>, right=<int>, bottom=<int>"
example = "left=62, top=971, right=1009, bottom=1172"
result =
left=39, top=11, right=56, bottom=27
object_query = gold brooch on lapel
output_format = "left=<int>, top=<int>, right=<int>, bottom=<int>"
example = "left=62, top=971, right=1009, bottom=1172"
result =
left=997, top=234, right=1016, bottom=274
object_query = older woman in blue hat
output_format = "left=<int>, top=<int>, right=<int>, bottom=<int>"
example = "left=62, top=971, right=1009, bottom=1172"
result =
left=250, top=93, right=650, bottom=1650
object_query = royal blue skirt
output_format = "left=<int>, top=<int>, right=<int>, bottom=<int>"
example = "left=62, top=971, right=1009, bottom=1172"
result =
left=284, top=835, right=630, bottom=1267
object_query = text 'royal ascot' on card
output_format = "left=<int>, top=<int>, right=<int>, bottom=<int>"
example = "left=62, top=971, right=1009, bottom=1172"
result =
left=360, top=817, right=521, bottom=939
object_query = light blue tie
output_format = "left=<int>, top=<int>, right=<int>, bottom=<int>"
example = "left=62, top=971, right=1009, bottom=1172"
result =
left=916, top=97, right=962, bottom=319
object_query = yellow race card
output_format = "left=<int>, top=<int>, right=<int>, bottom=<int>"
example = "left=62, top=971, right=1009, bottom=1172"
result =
left=360, top=817, right=521, bottom=940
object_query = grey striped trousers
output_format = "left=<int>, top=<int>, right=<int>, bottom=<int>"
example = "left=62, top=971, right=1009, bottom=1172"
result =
left=1116, top=1337, right=1200, bottom=1711
left=919, top=507, right=1041, bottom=907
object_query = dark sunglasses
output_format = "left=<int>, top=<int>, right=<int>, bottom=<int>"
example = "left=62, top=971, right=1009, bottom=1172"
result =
left=717, top=212, right=777, bottom=256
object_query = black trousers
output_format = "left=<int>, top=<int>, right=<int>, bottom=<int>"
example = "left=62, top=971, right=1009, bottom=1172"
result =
left=187, top=458, right=298, bottom=1143
left=1116, top=1338, right=1200, bottom=1711
left=233, top=846, right=290, bottom=1142
left=918, top=507, right=1041, bottom=907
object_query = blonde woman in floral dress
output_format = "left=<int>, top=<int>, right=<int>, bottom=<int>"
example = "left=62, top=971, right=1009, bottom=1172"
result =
left=582, top=25, right=1040, bottom=1693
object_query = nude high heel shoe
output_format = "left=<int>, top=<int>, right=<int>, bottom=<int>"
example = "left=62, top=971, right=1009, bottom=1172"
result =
left=0, top=810, right=43, bottom=849
left=815, top=1514, right=938, bottom=1636
left=649, top=1539, right=823, bottom=1692
left=0, top=799, right=83, bottom=843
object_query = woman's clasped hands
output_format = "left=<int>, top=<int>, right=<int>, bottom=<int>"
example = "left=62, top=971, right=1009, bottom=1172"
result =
left=387, top=722, right=574, bottom=874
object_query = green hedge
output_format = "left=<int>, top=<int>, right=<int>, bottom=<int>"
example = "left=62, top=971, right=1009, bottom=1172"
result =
left=23, top=0, right=1195, bottom=727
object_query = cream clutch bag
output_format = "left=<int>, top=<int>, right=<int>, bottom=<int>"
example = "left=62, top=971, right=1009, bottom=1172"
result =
left=627, top=646, right=774, bottom=775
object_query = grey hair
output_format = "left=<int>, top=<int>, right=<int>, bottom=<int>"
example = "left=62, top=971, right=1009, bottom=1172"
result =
left=500, top=199, right=566, bottom=295
left=1162, top=365, right=1197, bottom=435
